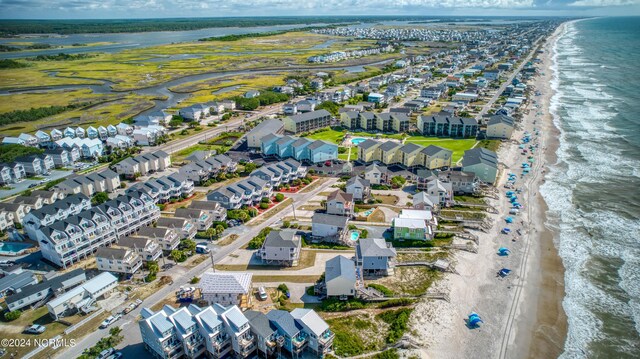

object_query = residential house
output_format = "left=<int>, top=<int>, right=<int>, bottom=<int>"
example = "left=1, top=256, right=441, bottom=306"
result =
left=188, top=201, right=227, bottom=222
left=198, top=271, right=253, bottom=308
left=323, top=255, right=356, bottom=299
left=180, top=104, right=210, bottom=121
left=266, top=310, right=307, bottom=357
left=461, top=147, right=499, bottom=184
left=46, top=272, right=117, bottom=320
left=244, top=311, right=277, bottom=358
left=118, top=236, right=162, bottom=262
left=355, top=238, right=396, bottom=277
left=325, top=190, right=353, bottom=216
left=156, top=217, right=197, bottom=240
left=0, top=271, right=38, bottom=299
left=14, top=155, right=44, bottom=176
left=363, top=163, right=388, bottom=185
left=392, top=209, right=436, bottom=241
left=345, top=177, right=370, bottom=201
left=257, top=230, right=302, bottom=267
left=486, top=114, right=515, bottom=139
left=44, top=148, right=73, bottom=168
left=439, top=170, right=479, bottom=195
left=419, top=145, right=453, bottom=169
left=174, top=208, right=214, bottom=231
left=0, top=202, right=31, bottom=225
left=95, top=247, right=143, bottom=275
left=412, top=191, right=440, bottom=211
left=426, top=179, right=453, bottom=207
left=4, top=269, right=86, bottom=312
left=289, top=308, right=334, bottom=357
left=136, top=226, right=180, bottom=251
left=311, top=213, right=348, bottom=242
left=50, top=128, right=63, bottom=141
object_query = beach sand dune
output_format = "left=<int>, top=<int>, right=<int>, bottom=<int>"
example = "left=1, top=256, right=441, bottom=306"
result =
left=411, top=23, right=568, bottom=359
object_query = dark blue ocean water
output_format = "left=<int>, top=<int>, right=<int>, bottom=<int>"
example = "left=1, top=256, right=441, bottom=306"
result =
left=541, top=17, right=640, bottom=358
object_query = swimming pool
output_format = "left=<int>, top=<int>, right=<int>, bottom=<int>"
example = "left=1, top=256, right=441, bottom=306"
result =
left=349, top=231, right=360, bottom=241
left=0, top=242, right=33, bottom=256
left=351, top=138, right=366, bottom=145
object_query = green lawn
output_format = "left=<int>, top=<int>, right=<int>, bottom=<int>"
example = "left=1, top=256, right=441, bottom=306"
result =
left=404, top=136, right=477, bottom=162
left=337, top=147, right=358, bottom=161
left=306, top=128, right=347, bottom=144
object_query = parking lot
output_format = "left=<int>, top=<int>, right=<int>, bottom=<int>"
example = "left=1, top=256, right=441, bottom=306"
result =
left=0, top=169, right=72, bottom=199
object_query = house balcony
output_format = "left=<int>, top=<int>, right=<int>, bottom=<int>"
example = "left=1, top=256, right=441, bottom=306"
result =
left=318, top=330, right=335, bottom=346
left=239, top=335, right=255, bottom=348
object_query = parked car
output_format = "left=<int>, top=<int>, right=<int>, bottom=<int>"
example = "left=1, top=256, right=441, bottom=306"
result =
left=99, top=314, right=120, bottom=329
left=105, top=353, right=123, bottom=359
left=258, top=286, right=268, bottom=301
left=97, top=348, right=115, bottom=359
left=196, top=244, right=210, bottom=254
left=24, top=324, right=46, bottom=334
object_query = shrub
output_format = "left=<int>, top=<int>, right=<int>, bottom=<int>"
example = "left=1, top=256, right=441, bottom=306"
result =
left=282, top=220, right=291, bottom=228
left=277, top=283, right=289, bottom=293
left=191, top=276, right=200, bottom=284
left=320, top=298, right=366, bottom=312
left=145, top=273, right=157, bottom=282
left=367, top=284, right=394, bottom=296
left=376, top=308, right=413, bottom=343
left=377, top=298, right=416, bottom=309
left=275, top=193, right=285, bottom=202
left=4, top=310, right=21, bottom=321
left=259, top=202, right=269, bottom=210
left=247, top=227, right=272, bottom=249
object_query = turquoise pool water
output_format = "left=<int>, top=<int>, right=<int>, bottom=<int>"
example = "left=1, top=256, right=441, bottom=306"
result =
left=351, top=138, right=366, bottom=145
left=0, top=242, right=33, bottom=255
left=349, top=231, right=360, bottom=241
left=362, top=209, right=374, bottom=216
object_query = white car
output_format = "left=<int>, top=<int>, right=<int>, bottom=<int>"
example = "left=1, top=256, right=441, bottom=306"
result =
left=99, top=314, right=121, bottom=329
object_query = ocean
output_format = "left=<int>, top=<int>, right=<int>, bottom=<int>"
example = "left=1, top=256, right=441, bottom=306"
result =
left=541, top=17, right=640, bottom=358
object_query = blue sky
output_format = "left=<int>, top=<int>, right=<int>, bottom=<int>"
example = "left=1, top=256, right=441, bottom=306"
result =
left=0, top=0, right=639, bottom=19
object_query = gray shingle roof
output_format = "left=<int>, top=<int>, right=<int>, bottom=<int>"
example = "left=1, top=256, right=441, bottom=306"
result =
left=287, top=109, right=331, bottom=123
left=312, top=213, right=348, bottom=228
left=325, top=255, right=356, bottom=283
left=245, top=310, right=275, bottom=338
left=264, top=230, right=300, bottom=249
left=267, top=310, right=300, bottom=337
left=462, top=147, right=498, bottom=167
left=357, top=238, right=396, bottom=258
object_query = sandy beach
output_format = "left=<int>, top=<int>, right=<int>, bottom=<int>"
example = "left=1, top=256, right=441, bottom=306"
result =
left=411, top=23, right=568, bottom=359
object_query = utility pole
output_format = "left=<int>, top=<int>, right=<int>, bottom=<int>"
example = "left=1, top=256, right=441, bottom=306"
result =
left=209, top=251, right=215, bottom=272
left=291, top=202, right=297, bottom=220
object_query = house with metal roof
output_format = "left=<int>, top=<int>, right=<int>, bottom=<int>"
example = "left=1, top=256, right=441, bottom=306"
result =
left=245, top=119, right=284, bottom=148
left=4, top=268, right=86, bottom=312
left=355, top=238, right=397, bottom=276
left=0, top=271, right=37, bottom=299
left=46, top=271, right=117, bottom=319
left=290, top=308, right=334, bottom=357
left=257, top=230, right=302, bottom=267
left=198, top=271, right=253, bottom=308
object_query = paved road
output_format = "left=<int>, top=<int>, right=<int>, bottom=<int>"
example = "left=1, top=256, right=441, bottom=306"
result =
left=0, top=169, right=72, bottom=200
left=55, top=177, right=337, bottom=359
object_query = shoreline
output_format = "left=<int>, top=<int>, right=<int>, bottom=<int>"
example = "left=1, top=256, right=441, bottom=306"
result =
left=412, top=22, right=568, bottom=359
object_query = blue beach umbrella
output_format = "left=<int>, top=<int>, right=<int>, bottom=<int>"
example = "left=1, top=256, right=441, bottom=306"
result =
left=505, top=217, right=513, bottom=223
left=498, top=268, right=512, bottom=277
left=498, top=247, right=510, bottom=256
left=468, top=313, right=483, bottom=328
left=502, top=228, right=511, bottom=234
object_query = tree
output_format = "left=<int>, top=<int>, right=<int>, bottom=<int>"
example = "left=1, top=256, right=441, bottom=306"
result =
left=180, top=239, right=196, bottom=252
left=215, top=224, right=225, bottom=236
left=243, top=162, right=257, bottom=173
left=91, top=192, right=110, bottom=205
left=4, top=310, right=21, bottom=321
left=171, top=250, right=187, bottom=262
left=205, top=227, right=216, bottom=240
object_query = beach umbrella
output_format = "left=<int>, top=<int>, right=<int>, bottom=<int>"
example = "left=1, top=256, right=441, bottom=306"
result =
left=506, top=191, right=514, bottom=196
left=510, top=197, right=517, bottom=203
left=498, top=247, right=510, bottom=256
left=498, top=268, right=512, bottom=277
left=502, top=228, right=511, bottom=234
left=505, top=217, right=513, bottom=223
left=468, top=313, right=483, bottom=328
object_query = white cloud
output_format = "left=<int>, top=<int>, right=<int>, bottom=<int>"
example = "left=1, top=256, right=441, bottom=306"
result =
left=569, top=0, right=640, bottom=6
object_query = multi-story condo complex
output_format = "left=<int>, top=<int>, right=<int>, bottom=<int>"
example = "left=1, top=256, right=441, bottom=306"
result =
left=340, top=111, right=409, bottom=133
left=118, top=236, right=163, bottom=262
left=136, top=226, right=181, bottom=251
left=35, top=192, right=160, bottom=268
left=417, top=112, right=479, bottom=138
left=260, top=134, right=337, bottom=164
left=249, top=159, right=308, bottom=189
left=23, top=193, right=92, bottom=240
left=139, top=304, right=332, bottom=359
left=282, top=109, right=332, bottom=134
left=206, top=176, right=271, bottom=210
left=357, top=139, right=453, bottom=170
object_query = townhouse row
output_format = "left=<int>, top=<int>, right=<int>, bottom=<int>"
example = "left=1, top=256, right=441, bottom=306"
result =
left=416, top=113, right=479, bottom=138
left=282, top=109, right=332, bottom=134
left=22, top=193, right=92, bottom=239
left=178, top=154, right=237, bottom=185
left=35, top=191, right=160, bottom=268
left=55, top=169, right=121, bottom=197
left=0, top=190, right=66, bottom=231
left=260, top=134, right=337, bottom=164
left=207, top=160, right=307, bottom=210
left=357, top=139, right=453, bottom=170
left=340, top=111, right=410, bottom=133
left=126, top=173, right=194, bottom=204
left=139, top=303, right=333, bottom=359
left=112, top=150, right=171, bottom=178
